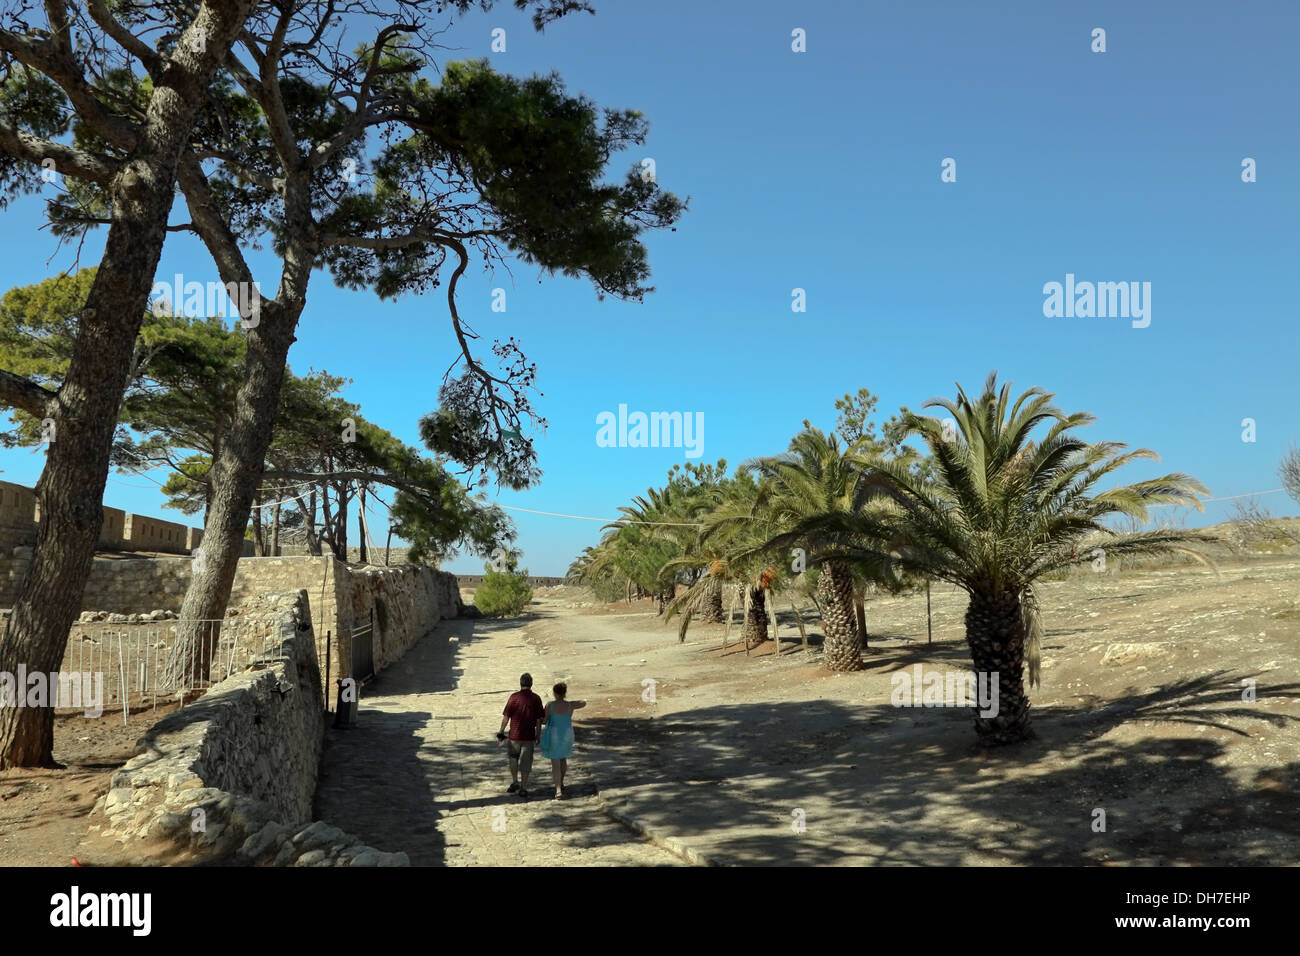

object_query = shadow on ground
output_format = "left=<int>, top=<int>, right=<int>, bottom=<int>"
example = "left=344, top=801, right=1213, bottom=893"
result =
left=313, top=615, right=524, bottom=865
left=581, top=670, right=1300, bottom=866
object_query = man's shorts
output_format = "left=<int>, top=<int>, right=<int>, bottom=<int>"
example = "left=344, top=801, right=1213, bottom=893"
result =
left=507, top=739, right=535, bottom=774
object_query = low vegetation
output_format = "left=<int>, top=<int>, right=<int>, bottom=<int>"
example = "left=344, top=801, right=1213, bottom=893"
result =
left=475, top=556, right=534, bottom=617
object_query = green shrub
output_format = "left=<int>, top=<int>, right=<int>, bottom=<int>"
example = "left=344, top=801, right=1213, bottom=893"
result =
left=476, top=568, right=534, bottom=616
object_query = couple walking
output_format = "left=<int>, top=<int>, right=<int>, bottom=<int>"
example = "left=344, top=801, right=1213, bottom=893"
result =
left=497, top=673, right=586, bottom=800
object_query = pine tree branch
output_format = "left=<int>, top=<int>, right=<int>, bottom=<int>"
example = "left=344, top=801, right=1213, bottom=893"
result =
left=0, top=368, right=57, bottom=417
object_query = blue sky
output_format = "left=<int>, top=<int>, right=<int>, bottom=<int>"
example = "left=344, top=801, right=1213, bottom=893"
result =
left=2, top=0, right=1297, bottom=574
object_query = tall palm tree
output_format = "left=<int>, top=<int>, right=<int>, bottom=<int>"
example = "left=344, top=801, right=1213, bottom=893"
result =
left=734, top=426, right=898, bottom=671
left=689, top=470, right=786, bottom=649
left=863, top=373, right=1212, bottom=744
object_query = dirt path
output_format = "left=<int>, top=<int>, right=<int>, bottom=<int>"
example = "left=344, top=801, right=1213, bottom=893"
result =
left=313, top=614, right=681, bottom=866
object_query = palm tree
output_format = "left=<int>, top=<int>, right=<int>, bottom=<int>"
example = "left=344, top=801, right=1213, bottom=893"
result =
left=660, top=467, right=760, bottom=641
left=615, top=488, right=682, bottom=612
left=863, top=373, right=1212, bottom=744
left=685, top=470, right=787, bottom=650
left=739, top=426, right=896, bottom=671
left=698, top=567, right=726, bottom=623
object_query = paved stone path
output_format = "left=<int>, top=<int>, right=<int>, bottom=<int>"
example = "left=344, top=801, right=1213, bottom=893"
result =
left=313, top=614, right=681, bottom=866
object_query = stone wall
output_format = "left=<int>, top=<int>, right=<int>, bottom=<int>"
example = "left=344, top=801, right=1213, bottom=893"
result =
left=0, top=551, right=462, bottom=694
left=0, top=553, right=339, bottom=620
left=2, top=478, right=205, bottom=555
left=279, top=545, right=413, bottom=563
left=0, top=481, right=37, bottom=546
left=342, top=563, right=463, bottom=678
left=455, top=573, right=567, bottom=587
left=86, top=589, right=407, bottom=866
left=122, top=513, right=190, bottom=553
left=99, top=507, right=126, bottom=549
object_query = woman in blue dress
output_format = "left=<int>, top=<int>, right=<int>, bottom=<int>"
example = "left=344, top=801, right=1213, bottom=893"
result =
left=539, top=682, right=586, bottom=799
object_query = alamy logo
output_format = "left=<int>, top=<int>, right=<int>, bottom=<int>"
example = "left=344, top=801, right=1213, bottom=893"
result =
left=150, top=273, right=262, bottom=327
left=0, top=668, right=103, bottom=717
left=890, top=665, right=999, bottom=718
left=596, top=404, right=704, bottom=459
left=1042, top=273, right=1151, bottom=328
left=49, top=886, right=151, bottom=936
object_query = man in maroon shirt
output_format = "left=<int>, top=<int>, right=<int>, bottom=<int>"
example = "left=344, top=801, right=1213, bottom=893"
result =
left=498, top=673, right=544, bottom=798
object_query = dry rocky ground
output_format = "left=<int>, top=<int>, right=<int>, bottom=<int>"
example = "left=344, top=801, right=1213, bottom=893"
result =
left=0, top=702, right=182, bottom=866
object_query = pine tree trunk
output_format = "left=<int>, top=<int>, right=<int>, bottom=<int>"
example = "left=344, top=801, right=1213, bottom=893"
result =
left=304, top=488, right=322, bottom=556
left=251, top=491, right=264, bottom=556
left=357, top=485, right=368, bottom=564
left=163, top=294, right=304, bottom=689
left=964, top=589, right=1033, bottom=744
left=336, top=482, right=349, bottom=559
left=320, top=480, right=336, bottom=556
left=818, top=560, right=861, bottom=671
left=744, top=586, right=769, bottom=649
left=270, top=500, right=281, bottom=556
left=0, top=1, right=256, bottom=766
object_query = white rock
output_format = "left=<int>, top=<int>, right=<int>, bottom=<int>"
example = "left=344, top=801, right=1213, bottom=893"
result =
left=1100, top=642, right=1172, bottom=666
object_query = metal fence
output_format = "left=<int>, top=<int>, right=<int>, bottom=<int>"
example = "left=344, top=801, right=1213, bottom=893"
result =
left=58, top=617, right=286, bottom=722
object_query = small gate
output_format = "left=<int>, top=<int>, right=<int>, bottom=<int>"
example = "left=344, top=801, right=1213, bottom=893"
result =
left=350, top=608, right=376, bottom=686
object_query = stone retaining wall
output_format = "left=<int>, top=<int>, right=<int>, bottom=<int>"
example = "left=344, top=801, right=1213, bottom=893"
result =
left=1, top=553, right=458, bottom=632
left=342, top=563, right=463, bottom=678
left=85, top=589, right=407, bottom=866
left=0, top=481, right=37, bottom=547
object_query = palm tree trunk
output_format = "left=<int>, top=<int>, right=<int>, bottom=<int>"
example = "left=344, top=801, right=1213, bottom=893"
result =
left=699, top=577, right=725, bottom=623
left=744, top=586, right=769, bottom=649
left=724, top=582, right=739, bottom=648
left=854, top=585, right=868, bottom=649
left=964, top=589, right=1033, bottom=744
left=817, top=560, right=861, bottom=671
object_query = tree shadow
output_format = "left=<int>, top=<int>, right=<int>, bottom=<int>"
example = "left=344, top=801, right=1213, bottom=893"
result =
left=578, top=669, right=1300, bottom=866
